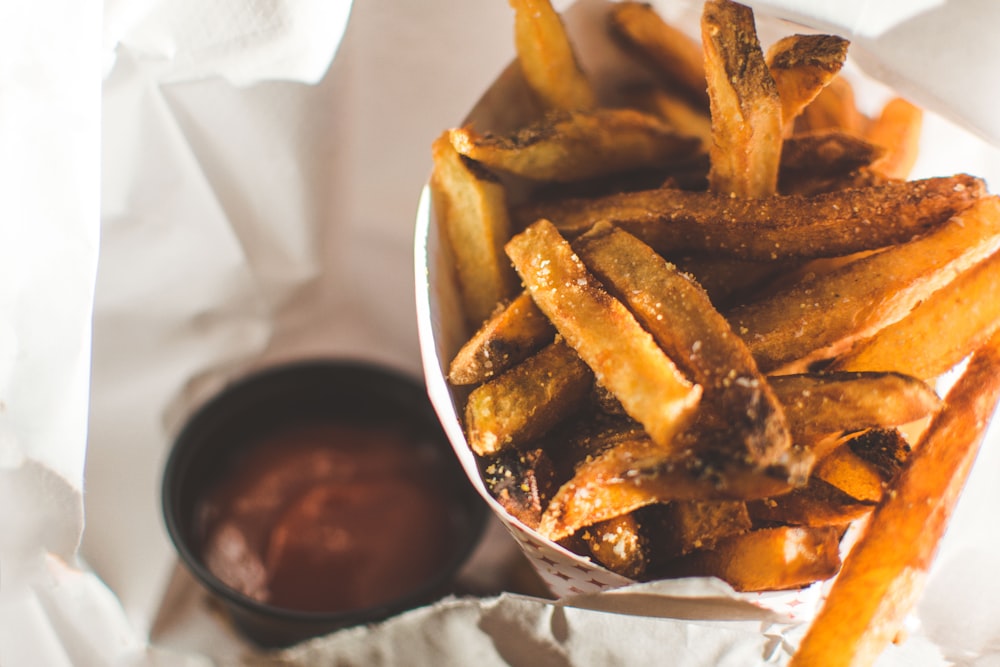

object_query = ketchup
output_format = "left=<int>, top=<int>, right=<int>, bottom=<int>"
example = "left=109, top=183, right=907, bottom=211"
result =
left=194, top=420, right=459, bottom=613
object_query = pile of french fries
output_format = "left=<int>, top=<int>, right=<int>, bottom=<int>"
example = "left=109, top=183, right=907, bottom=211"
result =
left=430, top=0, right=1000, bottom=663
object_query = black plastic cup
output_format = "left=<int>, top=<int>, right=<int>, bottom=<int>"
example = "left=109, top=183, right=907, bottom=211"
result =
left=161, top=359, right=487, bottom=647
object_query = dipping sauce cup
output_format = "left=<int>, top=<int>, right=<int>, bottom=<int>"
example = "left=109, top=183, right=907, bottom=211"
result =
left=161, top=360, right=487, bottom=647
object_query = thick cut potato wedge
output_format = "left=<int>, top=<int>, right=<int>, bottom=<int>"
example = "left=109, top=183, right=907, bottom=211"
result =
left=651, top=499, right=751, bottom=558
left=450, top=108, right=701, bottom=183
left=701, top=0, right=783, bottom=197
left=430, top=132, right=519, bottom=327
left=608, top=1, right=708, bottom=107
left=449, top=291, right=556, bottom=385
left=814, top=429, right=910, bottom=503
left=791, top=331, right=1000, bottom=666
left=510, top=0, right=597, bottom=112
left=833, top=244, right=1000, bottom=379
left=747, top=477, right=874, bottom=527
left=769, top=371, right=941, bottom=442
left=728, top=195, right=1000, bottom=372
left=464, top=338, right=593, bottom=456
left=515, top=174, right=985, bottom=260
left=658, top=525, right=843, bottom=592
left=581, top=512, right=651, bottom=579
left=778, top=130, right=884, bottom=195
left=572, top=222, right=791, bottom=469
left=505, top=219, right=702, bottom=450
left=481, top=446, right=557, bottom=529
left=537, top=432, right=795, bottom=542
left=766, top=34, right=850, bottom=133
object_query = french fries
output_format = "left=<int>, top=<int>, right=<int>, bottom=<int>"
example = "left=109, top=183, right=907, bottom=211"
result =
left=430, top=132, right=519, bottom=327
left=608, top=1, right=708, bottom=108
left=510, top=0, right=597, bottom=112
left=766, top=34, right=849, bottom=134
left=728, top=195, right=1000, bottom=372
left=791, top=330, right=1000, bottom=666
left=505, top=218, right=702, bottom=450
left=449, top=108, right=700, bottom=182
left=701, top=0, right=783, bottom=197
left=428, top=1, right=999, bottom=663
left=515, top=174, right=985, bottom=260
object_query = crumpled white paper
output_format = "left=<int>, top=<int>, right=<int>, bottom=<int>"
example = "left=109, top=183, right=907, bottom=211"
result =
left=3, top=0, right=1000, bottom=665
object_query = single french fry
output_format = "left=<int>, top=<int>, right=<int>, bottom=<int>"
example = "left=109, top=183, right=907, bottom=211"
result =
left=658, top=525, right=843, bottom=592
left=701, top=0, right=783, bottom=197
left=464, top=338, right=593, bottom=456
left=505, top=219, right=702, bottom=450
left=867, top=97, right=923, bottom=180
left=833, top=247, right=1000, bottom=379
left=516, top=174, right=986, bottom=260
left=814, top=429, right=910, bottom=503
left=608, top=1, right=708, bottom=107
left=769, top=371, right=941, bottom=443
left=748, top=477, right=874, bottom=527
left=572, top=222, right=792, bottom=469
left=450, top=108, right=700, bottom=183
left=538, top=432, right=795, bottom=542
left=727, top=196, right=1000, bottom=372
left=430, top=132, right=519, bottom=327
left=651, top=499, right=752, bottom=558
left=766, top=34, right=850, bottom=133
left=796, top=75, right=868, bottom=135
left=581, top=512, right=652, bottom=579
left=791, top=330, right=1000, bottom=667
left=778, top=130, right=888, bottom=194
left=449, top=291, right=555, bottom=385
left=510, top=0, right=597, bottom=112
left=481, top=446, right=557, bottom=529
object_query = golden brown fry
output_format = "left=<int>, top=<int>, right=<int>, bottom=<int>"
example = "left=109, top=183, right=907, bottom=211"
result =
left=516, top=174, right=986, bottom=260
left=672, top=256, right=794, bottom=309
left=510, top=0, right=597, bottom=112
left=624, top=84, right=713, bottom=148
left=608, top=1, right=708, bottom=107
left=505, top=219, right=702, bottom=450
left=748, top=477, right=874, bottom=527
left=651, top=499, right=751, bottom=558
left=796, top=75, right=868, bottom=135
left=833, top=247, right=1000, bottom=379
left=769, top=371, right=941, bottom=443
left=701, top=0, right=783, bottom=197
left=464, top=339, right=592, bottom=456
left=780, top=130, right=884, bottom=179
left=728, top=195, right=1000, bottom=373
left=572, top=222, right=791, bottom=469
left=448, top=291, right=555, bottom=385
left=659, top=525, right=843, bottom=591
left=867, top=97, right=923, bottom=180
left=581, top=512, right=651, bottom=579
left=814, top=429, right=910, bottom=503
left=450, top=108, right=700, bottom=183
left=791, top=331, right=1000, bottom=667
left=766, top=34, right=850, bottom=133
left=430, top=132, right=519, bottom=327
left=537, top=432, right=795, bottom=542
left=481, top=446, right=557, bottom=529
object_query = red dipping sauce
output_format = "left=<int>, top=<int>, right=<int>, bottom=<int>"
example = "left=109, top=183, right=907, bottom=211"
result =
left=194, top=420, right=459, bottom=613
